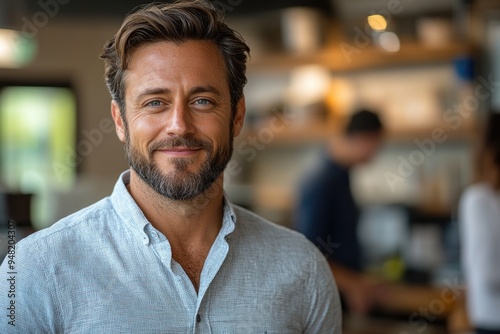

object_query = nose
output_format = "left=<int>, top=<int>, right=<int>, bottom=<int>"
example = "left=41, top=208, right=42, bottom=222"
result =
left=165, top=102, right=195, bottom=137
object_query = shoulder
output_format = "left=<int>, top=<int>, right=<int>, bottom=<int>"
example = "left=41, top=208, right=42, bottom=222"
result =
left=0, top=197, right=116, bottom=300
left=15, top=197, right=114, bottom=255
left=460, top=183, right=498, bottom=211
left=231, top=204, right=336, bottom=285
left=233, top=205, right=309, bottom=241
left=459, top=183, right=500, bottom=229
left=462, top=182, right=494, bottom=201
left=231, top=205, right=326, bottom=262
left=229, top=206, right=341, bottom=331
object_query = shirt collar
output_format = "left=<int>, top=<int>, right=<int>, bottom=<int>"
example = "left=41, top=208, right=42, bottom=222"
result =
left=110, top=170, right=151, bottom=244
left=110, top=170, right=236, bottom=244
left=221, top=193, right=237, bottom=238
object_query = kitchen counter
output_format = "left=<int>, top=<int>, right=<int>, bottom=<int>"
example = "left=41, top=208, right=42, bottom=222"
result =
left=344, top=314, right=447, bottom=334
left=343, top=283, right=472, bottom=334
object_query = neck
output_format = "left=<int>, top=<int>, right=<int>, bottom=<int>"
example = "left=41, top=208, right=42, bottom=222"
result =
left=487, top=166, right=500, bottom=191
left=127, top=170, right=225, bottom=247
left=480, top=152, right=500, bottom=191
left=328, top=136, right=354, bottom=168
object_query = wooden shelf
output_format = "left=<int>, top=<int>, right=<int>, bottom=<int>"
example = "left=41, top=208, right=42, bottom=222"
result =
left=249, top=41, right=474, bottom=72
left=239, top=123, right=336, bottom=145
left=385, top=123, right=478, bottom=142
left=240, top=120, right=478, bottom=146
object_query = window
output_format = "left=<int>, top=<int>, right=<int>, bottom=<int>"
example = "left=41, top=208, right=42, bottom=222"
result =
left=0, top=84, right=77, bottom=228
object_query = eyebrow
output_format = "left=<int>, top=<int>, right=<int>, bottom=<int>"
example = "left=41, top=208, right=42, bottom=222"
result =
left=135, top=88, right=171, bottom=103
left=189, top=85, right=222, bottom=97
left=135, top=85, right=222, bottom=103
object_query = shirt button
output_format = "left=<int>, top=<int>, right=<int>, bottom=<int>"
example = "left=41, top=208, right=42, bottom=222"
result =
left=196, top=314, right=201, bottom=323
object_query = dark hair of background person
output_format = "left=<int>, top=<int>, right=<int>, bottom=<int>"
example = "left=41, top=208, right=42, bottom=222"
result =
left=100, top=0, right=250, bottom=122
left=344, top=109, right=384, bottom=135
left=479, top=112, right=500, bottom=189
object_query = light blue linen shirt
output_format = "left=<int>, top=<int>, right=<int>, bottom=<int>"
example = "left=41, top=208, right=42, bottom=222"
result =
left=1, top=171, right=341, bottom=333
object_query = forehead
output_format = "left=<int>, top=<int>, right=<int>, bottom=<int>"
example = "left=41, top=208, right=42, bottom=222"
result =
left=124, top=40, right=228, bottom=96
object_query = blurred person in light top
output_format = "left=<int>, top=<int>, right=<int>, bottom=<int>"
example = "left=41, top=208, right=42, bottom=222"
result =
left=0, top=1, right=341, bottom=332
left=459, top=112, right=500, bottom=334
left=295, top=109, right=385, bottom=314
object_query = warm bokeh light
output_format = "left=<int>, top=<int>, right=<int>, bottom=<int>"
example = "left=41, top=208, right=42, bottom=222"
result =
left=0, top=29, right=17, bottom=65
left=0, top=29, right=36, bottom=68
left=378, top=31, right=401, bottom=52
left=368, top=14, right=388, bottom=31
left=287, top=65, right=332, bottom=106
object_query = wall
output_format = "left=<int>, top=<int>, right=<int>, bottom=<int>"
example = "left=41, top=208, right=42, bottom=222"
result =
left=0, top=18, right=128, bottom=226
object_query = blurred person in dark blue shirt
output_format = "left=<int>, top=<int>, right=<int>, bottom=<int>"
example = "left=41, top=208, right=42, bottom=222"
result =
left=295, top=109, right=384, bottom=314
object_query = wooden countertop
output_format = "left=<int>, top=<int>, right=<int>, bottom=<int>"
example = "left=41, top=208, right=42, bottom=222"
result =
left=343, top=283, right=472, bottom=334
left=344, top=314, right=447, bottom=334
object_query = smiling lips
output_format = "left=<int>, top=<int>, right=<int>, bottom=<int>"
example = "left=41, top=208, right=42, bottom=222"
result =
left=156, top=147, right=203, bottom=157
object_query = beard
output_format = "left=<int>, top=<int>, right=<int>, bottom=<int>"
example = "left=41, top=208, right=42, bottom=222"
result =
left=124, top=131, right=233, bottom=201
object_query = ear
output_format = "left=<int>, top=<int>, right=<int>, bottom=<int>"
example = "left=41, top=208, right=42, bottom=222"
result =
left=111, top=100, right=126, bottom=143
left=232, top=96, right=246, bottom=137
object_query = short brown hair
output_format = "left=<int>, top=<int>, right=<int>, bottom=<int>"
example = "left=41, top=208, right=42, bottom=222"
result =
left=100, top=0, right=250, bottom=118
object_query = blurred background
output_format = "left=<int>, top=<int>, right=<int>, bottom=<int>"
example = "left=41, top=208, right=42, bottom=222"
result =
left=0, top=0, right=499, bottom=332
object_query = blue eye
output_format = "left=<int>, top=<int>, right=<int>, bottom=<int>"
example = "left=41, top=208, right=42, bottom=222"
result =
left=192, top=98, right=215, bottom=111
left=147, top=100, right=162, bottom=107
left=195, top=99, right=211, bottom=105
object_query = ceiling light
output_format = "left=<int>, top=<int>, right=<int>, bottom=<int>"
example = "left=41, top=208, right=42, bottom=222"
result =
left=368, top=14, right=387, bottom=31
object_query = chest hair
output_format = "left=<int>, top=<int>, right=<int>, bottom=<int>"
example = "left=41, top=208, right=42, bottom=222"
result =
left=173, top=246, right=210, bottom=292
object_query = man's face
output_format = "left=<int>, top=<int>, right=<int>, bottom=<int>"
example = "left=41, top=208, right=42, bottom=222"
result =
left=350, top=132, right=383, bottom=164
left=111, top=40, right=245, bottom=200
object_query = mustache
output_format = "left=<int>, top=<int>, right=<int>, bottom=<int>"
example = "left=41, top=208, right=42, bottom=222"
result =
left=148, top=136, right=211, bottom=154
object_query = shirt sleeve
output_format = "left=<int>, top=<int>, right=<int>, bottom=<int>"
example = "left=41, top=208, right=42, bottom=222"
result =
left=0, top=238, right=62, bottom=333
left=303, top=245, right=342, bottom=333
left=459, top=187, right=500, bottom=289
